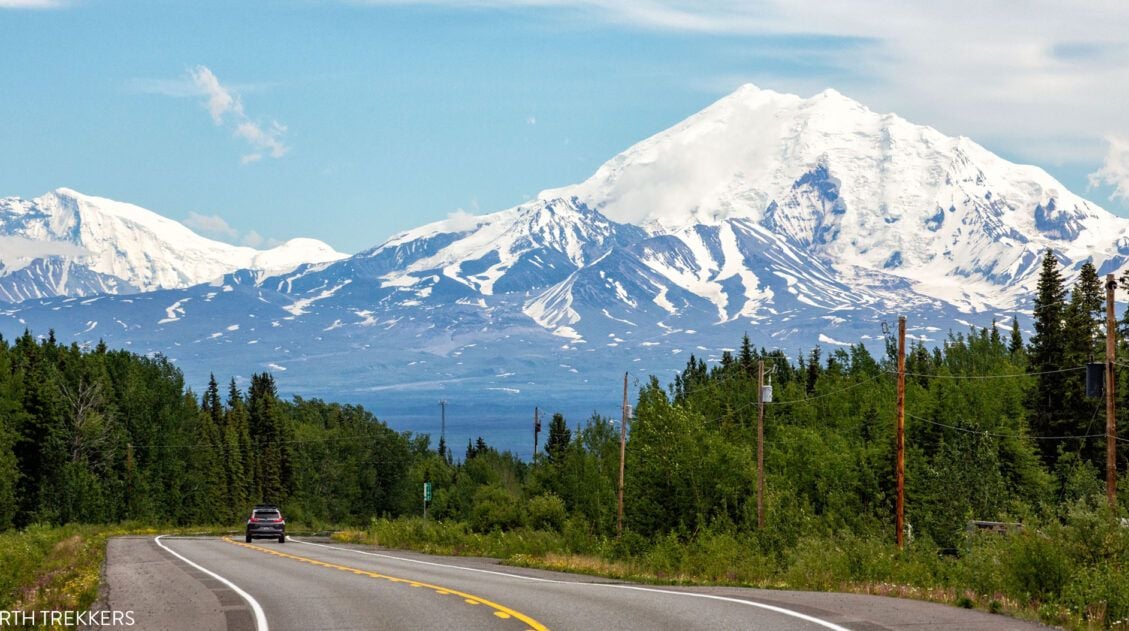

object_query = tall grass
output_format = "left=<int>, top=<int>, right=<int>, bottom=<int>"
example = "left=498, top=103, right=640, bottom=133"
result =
left=0, top=524, right=121, bottom=616
left=0, top=522, right=250, bottom=630
left=335, top=502, right=1129, bottom=630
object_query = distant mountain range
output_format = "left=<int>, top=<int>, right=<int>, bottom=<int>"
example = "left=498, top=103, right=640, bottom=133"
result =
left=4, top=84, right=1126, bottom=452
left=0, top=188, right=346, bottom=302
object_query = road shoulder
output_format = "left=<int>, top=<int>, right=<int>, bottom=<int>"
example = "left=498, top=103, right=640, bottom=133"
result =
left=90, top=536, right=254, bottom=631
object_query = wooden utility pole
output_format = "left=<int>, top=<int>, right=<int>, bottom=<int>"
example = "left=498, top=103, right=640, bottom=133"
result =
left=533, top=406, right=540, bottom=462
left=896, top=316, right=906, bottom=548
left=757, top=360, right=766, bottom=528
left=617, top=372, right=628, bottom=537
left=439, top=400, right=447, bottom=447
left=1107, top=274, right=1118, bottom=509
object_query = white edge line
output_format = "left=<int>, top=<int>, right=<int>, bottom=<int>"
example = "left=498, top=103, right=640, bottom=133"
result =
left=291, top=538, right=851, bottom=631
left=154, top=535, right=269, bottom=631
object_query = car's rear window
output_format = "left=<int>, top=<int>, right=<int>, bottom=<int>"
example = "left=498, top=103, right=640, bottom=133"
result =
left=253, top=510, right=281, bottom=519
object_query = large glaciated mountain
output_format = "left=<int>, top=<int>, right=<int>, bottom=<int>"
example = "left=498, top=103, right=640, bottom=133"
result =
left=0, top=188, right=347, bottom=302
left=4, top=84, right=1128, bottom=452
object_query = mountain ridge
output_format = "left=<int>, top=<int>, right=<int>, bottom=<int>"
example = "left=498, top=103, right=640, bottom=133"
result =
left=2, top=84, right=1125, bottom=451
left=0, top=187, right=348, bottom=302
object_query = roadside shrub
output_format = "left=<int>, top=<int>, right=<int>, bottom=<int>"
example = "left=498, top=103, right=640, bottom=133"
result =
left=784, top=536, right=850, bottom=590
left=526, top=494, right=566, bottom=532
left=642, top=532, right=686, bottom=578
left=1002, top=531, right=1072, bottom=603
left=608, top=529, right=649, bottom=560
left=1062, top=563, right=1129, bottom=627
left=561, top=515, right=597, bottom=554
left=469, top=486, right=525, bottom=533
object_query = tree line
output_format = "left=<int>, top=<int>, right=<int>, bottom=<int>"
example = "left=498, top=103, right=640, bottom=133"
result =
left=1, top=249, right=1126, bottom=549
left=0, top=332, right=417, bottom=530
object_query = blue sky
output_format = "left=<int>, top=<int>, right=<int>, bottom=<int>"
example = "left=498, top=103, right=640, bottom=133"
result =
left=2, top=0, right=1128, bottom=253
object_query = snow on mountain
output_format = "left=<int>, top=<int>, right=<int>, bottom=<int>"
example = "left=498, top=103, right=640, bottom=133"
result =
left=0, top=188, right=347, bottom=301
left=3, top=84, right=1128, bottom=453
left=542, top=84, right=1129, bottom=311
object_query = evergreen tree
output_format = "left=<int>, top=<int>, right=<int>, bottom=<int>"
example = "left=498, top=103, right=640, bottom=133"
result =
left=805, top=346, right=822, bottom=394
left=1065, top=262, right=1104, bottom=364
left=989, top=319, right=1002, bottom=350
left=202, top=374, right=223, bottom=427
left=1008, top=316, right=1024, bottom=356
left=248, top=373, right=289, bottom=503
left=544, top=413, right=571, bottom=465
left=738, top=334, right=755, bottom=379
left=1028, top=249, right=1069, bottom=465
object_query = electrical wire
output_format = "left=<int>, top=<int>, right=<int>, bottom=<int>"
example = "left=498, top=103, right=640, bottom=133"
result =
left=905, top=412, right=1109, bottom=441
left=767, top=372, right=889, bottom=406
left=886, top=365, right=1086, bottom=379
left=126, top=431, right=394, bottom=452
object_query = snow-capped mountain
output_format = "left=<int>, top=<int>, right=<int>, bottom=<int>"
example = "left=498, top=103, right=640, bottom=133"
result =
left=541, top=84, right=1129, bottom=312
left=0, top=188, right=347, bottom=302
left=3, top=84, right=1127, bottom=452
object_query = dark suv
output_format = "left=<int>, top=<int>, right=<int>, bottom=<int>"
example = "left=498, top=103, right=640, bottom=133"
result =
left=245, top=505, right=286, bottom=543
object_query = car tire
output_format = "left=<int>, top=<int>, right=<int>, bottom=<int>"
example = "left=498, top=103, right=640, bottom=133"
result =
left=245, top=534, right=252, bottom=543
left=278, top=534, right=286, bottom=544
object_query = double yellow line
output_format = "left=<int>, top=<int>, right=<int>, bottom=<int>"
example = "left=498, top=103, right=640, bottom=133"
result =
left=223, top=538, right=548, bottom=631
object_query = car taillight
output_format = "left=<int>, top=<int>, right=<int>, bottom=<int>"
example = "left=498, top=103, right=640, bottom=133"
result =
left=249, top=517, right=258, bottom=523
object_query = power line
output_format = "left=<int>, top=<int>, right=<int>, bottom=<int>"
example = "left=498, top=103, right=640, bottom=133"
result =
left=768, top=373, right=889, bottom=406
left=905, top=412, right=1108, bottom=442
left=887, top=365, right=1087, bottom=380
left=127, top=431, right=393, bottom=452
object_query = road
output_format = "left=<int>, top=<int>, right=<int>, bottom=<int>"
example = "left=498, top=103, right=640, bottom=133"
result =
left=94, top=535, right=1049, bottom=631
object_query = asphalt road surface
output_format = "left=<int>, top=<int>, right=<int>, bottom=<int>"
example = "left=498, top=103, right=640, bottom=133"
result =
left=94, top=535, right=1050, bottom=631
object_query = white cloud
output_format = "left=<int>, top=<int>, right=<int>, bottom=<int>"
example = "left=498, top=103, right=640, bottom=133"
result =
left=0, top=236, right=89, bottom=272
left=352, top=1, right=1129, bottom=171
left=1091, top=137, right=1129, bottom=202
left=445, top=209, right=480, bottom=231
left=183, top=65, right=290, bottom=164
left=189, top=66, right=242, bottom=124
left=180, top=211, right=286, bottom=249
left=0, top=0, right=65, bottom=7
left=181, top=212, right=239, bottom=239
left=526, top=115, right=537, bottom=125
left=241, top=230, right=265, bottom=248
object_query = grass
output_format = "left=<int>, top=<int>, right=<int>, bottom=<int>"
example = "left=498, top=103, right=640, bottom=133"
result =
left=0, top=523, right=248, bottom=630
left=334, top=514, right=1129, bottom=630
left=0, top=524, right=111, bottom=616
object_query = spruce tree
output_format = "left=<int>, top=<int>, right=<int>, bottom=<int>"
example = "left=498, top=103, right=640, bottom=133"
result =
left=545, top=413, right=571, bottom=465
left=739, top=334, right=755, bottom=379
left=202, top=374, right=223, bottom=427
left=1028, top=249, right=1069, bottom=465
left=249, top=373, right=288, bottom=503
left=1064, top=262, right=1107, bottom=468
left=1008, top=316, right=1024, bottom=356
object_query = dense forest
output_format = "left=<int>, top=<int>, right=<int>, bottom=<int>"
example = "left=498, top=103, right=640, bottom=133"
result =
left=1, top=249, right=1127, bottom=551
left=0, top=334, right=418, bottom=530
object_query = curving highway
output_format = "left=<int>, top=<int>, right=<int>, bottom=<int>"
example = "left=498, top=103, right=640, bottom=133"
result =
left=94, top=535, right=1049, bottom=630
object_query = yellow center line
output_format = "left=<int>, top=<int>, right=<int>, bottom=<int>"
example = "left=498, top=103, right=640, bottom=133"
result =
left=222, top=538, right=547, bottom=631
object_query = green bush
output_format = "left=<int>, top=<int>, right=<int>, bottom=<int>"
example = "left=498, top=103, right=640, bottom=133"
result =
left=1002, top=531, right=1072, bottom=603
left=643, top=532, right=686, bottom=578
left=469, top=485, right=526, bottom=533
left=527, top=494, right=567, bottom=532
left=1062, top=563, right=1129, bottom=626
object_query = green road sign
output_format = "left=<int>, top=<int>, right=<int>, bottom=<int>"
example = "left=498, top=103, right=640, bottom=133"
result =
left=424, top=482, right=432, bottom=502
